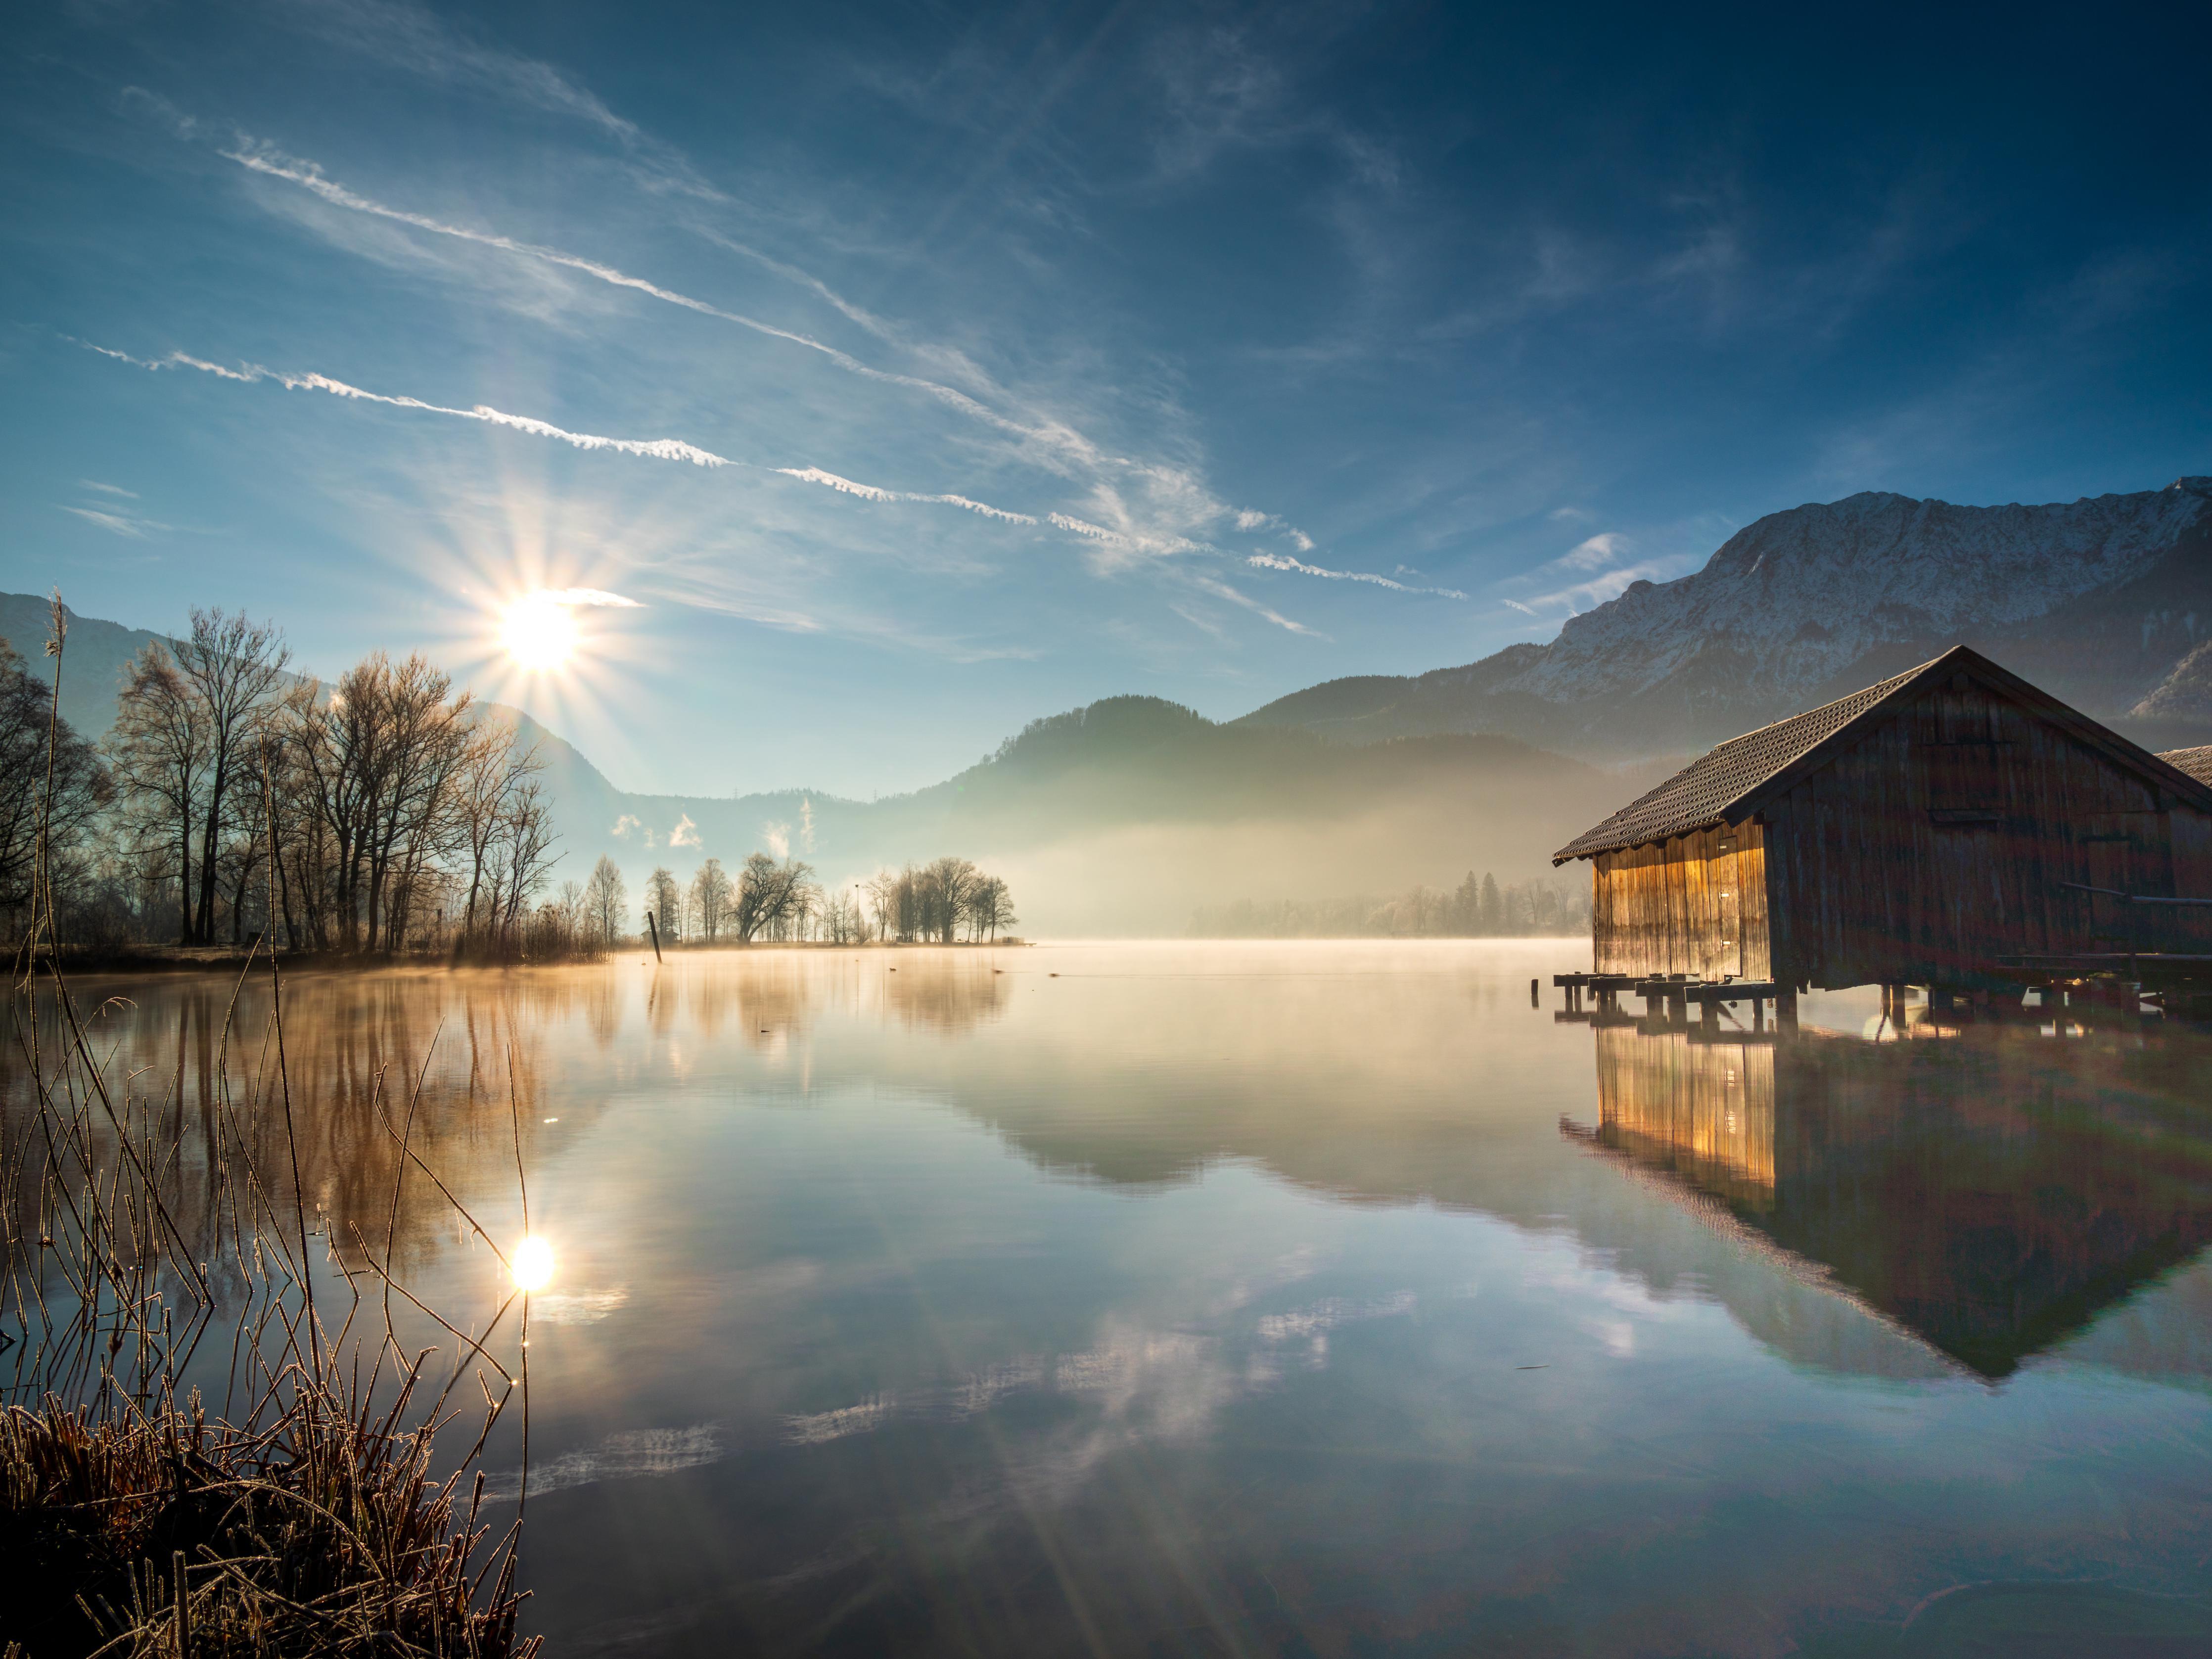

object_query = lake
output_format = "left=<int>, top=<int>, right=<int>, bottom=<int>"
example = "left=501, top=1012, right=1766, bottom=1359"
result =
left=29, top=941, right=2212, bottom=1656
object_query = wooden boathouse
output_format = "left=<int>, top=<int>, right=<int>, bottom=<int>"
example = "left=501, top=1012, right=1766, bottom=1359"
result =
left=1552, top=645, right=2212, bottom=1002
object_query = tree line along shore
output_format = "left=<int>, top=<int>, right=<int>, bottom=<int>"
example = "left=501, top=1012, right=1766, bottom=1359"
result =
left=1, top=598, right=1012, bottom=966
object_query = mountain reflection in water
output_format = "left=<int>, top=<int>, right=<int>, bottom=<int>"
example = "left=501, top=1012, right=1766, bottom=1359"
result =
left=14, top=945, right=2212, bottom=1657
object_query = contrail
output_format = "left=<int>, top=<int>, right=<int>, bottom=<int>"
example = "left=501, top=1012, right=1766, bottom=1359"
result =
left=221, top=143, right=1107, bottom=473
left=137, top=103, right=1323, bottom=575
left=1048, top=512, right=1204, bottom=557
left=82, top=341, right=1042, bottom=521
left=1247, top=551, right=1466, bottom=600
left=774, top=467, right=1037, bottom=524
left=87, top=344, right=732, bottom=464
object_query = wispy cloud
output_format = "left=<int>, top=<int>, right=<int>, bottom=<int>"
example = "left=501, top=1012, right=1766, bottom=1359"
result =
left=1553, top=532, right=1627, bottom=571
left=1522, top=559, right=1682, bottom=614
left=1170, top=603, right=1229, bottom=640
left=1229, top=509, right=1315, bottom=552
left=544, top=587, right=642, bottom=607
left=263, top=0, right=715, bottom=195
left=78, top=480, right=138, bottom=498
left=668, top=814, right=700, bottom=848
left=60, top=505, right=173, bottom=538
left=1191, top=576, right=1324, bottom=638
left=1246, top=551, right=1465, bottom=599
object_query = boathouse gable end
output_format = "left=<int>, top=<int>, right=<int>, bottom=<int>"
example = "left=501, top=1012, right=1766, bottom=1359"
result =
left=1555, top=646, right=2212, bottom=990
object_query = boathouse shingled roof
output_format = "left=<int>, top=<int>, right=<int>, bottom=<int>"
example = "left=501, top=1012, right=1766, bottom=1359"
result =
left=1554, top=645, right=2212, bottom=864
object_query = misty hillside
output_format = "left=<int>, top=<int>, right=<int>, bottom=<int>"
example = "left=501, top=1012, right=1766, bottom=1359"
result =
left=4, top=597, right=1631, bottom=934
left=1238, top=475, right=2212, bottom=759
left=598, top=697, right=1632, bottom=934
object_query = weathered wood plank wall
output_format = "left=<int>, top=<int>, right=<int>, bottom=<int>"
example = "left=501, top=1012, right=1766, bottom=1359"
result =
left=1591, top=822, right=1769, bottom=978
left=1760, top=673, right=2212, bottom=988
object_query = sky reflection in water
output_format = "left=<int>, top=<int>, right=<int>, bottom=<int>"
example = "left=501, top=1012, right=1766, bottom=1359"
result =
left=48, top=943, right=2212, bottom=1656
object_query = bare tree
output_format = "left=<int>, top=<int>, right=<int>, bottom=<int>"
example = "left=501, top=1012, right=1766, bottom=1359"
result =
left=107, top=643, right=208, bottom=944
left=0, top=635, right=111, bottom=936
left=730, top=852, right=814, bottom=943
left=820, top=890, right=859, bottom=944
left=585, top=855, right=627, bottom=947
left=688, top=858, right=733, bottom=942
left=170, top=609, right=290, bottom=942
left=645, top=866, right=682, bottom=943
left=289, top=653, right=475, bottom=952
left=454, top=718, right=543, bottom=948
left=489, top=777, right=558, bottom=947
left=920, top=856, right=978, bottom=943
left=863, top=870, right=901, bottom=942
left=966, top=875, right=1016, bottom=941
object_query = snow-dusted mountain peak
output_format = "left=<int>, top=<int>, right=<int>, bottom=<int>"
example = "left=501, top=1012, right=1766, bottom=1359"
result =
left=1504, top=477, right=2212, bottom=704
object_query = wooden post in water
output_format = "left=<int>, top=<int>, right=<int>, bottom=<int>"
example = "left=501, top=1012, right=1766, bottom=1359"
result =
left=645, top=910, right=664, bottom=963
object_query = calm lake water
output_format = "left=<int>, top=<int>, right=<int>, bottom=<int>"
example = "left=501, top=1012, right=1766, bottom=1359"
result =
left=35, top=942, right=2212, bottom=1656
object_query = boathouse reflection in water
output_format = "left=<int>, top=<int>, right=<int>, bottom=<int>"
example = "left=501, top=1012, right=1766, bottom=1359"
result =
left=1565, top=1019, right=2212, bottom=1378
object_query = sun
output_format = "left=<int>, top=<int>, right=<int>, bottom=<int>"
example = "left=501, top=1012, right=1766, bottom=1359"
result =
left=501, top=592, right=579, bottom=671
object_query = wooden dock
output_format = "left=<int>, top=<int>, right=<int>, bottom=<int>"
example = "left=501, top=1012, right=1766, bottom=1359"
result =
left=1554, top=972, right=1795, bottom=1031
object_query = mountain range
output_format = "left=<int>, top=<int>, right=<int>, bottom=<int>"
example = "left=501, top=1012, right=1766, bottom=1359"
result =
left=1240, top=475, right=2212, bottom=759
left=9, top=470, right=2208, bottom=931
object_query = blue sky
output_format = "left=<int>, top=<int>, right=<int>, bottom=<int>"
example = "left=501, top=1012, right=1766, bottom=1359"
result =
left=4, top=0, right=2208, bottom=795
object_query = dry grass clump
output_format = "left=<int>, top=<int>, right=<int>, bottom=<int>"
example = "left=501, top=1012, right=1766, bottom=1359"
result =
left=0, top=1384, right=534, bottom=1659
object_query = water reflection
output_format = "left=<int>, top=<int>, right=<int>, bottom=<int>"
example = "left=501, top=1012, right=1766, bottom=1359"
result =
left=14, top=945, right=2212, bottom=1656
left=1565, top=1021, right=2212, bottom=1379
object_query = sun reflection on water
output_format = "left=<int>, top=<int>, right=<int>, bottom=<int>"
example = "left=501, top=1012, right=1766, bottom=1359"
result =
left=511, top=1235, right=556, bottom=1293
